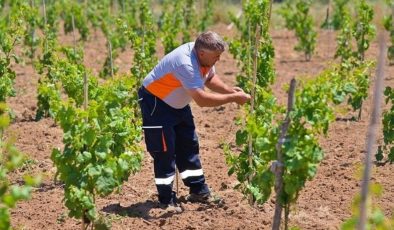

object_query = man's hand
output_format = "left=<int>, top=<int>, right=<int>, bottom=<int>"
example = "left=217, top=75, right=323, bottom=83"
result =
left=233, top=91, right=251, bottom=105
left=231, top=87, right=250, bottom=105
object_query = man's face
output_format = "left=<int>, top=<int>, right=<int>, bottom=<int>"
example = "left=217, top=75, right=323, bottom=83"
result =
left=197, top=49, right=223, bottom=68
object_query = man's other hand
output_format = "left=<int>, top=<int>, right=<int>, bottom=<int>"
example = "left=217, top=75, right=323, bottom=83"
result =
left=232, top=86, right=245, bottom=93
left=233, top=91, right=251, bottom=105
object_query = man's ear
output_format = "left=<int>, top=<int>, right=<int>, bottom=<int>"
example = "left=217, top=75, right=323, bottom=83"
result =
left=197, top=49, right=205, bottom=58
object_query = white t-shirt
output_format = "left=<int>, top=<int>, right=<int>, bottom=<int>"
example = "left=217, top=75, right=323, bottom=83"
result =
left=142, top=42, right=215, bottom=109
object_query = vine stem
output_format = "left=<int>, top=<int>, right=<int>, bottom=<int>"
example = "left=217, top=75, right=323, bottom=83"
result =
left=357, top=33, right=386, bottom=230
left=268, top=0, right=273, bottom=25
left=271, top=79, right=296, bottom=230
left=83, top=72, right=88, bottom=230
left=326, top=0, right=332, bottom=59
left=42, top=0, right=47, bottom=26
left=72, top=14, right=77, bottom=55
left=357, top=1, right=367, bottom=121
left=82, top=211, right=85, bottom=230
left=83, top=71, right=88, bottom=111
left=42, top=0, right=48, bottom=53
left=108, top=40, right=114, bottom=77
left=226, top=10, right=242, bottom=30
left=30, top=0, right=36, bottom=61
left=325, top=0, right=330, bottom=28
left=113, top=0, right=118, bottom=14
left=247, top=25, right=261, bottom=205
left=392, top=5, right=394, bottom=40
left=249, top=26, right=261, bottom=119
left=141, top=23, right=146, bottom=76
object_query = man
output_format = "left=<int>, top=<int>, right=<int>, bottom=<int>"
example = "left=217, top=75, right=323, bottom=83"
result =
left=138, top=31, right=251, bottom=213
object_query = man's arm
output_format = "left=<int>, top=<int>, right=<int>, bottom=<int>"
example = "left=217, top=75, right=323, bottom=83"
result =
left=186, top=87, right=251, bottom=107
left=205, top=74, right=237, bottom=94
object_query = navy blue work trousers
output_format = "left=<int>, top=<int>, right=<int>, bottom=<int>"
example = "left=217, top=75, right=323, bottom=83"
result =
left=138, top=87, right=209, bottom=204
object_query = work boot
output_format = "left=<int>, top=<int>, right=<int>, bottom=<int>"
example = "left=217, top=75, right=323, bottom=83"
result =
left=158, top=191, right=183, bottom=214
left=158, top=202, right=183, bottom=214
left=185, top=191, right=224, bottom=205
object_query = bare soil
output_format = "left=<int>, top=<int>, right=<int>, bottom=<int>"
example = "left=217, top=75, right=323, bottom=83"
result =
left=7, top=23, right=394, bottom=230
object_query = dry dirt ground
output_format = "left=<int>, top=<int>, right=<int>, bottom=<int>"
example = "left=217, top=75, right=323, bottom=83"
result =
left=7, top=23, right=394, bottom=230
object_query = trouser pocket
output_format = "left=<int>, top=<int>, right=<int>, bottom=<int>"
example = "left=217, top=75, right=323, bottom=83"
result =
left=142, top=126, right=167, bottom=153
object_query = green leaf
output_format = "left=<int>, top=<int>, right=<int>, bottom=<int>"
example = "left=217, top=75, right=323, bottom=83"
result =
left=236, top=130, right=248, bottom=146
left=228, top=166, right=235, bottom=176
left=375, top=146, right=384, bottom=162
left=333, top=92, right=345, bottom=104
left=95, top=151, right=107, bottom=160
left=0, top=208, right=11, bottom=230
left=117, top=158, right=129, bottom=172
left=23, top=175, right=42, bottom=186
left=2, top=194, right=16, bottom=207
left=11, top=54, right=21, bottom=64
left=96, top=175, right=116, bottom=195
left=83, top=128, right=96, bottom=147
left=343, top=82, right=357, bottom=93
left=88, top=166, right=101, bottom=178
left=370, top=209, right=385, bottom=225
left=77, top=151, right=92, bottom=164
left=388, top=146, right=394, bottom=163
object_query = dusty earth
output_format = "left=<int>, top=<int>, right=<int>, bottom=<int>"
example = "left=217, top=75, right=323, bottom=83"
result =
left=6, top=23, right=394, bottom=230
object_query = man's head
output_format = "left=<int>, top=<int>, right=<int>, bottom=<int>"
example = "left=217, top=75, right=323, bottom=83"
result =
left=194, top=31, right=227, bottom=68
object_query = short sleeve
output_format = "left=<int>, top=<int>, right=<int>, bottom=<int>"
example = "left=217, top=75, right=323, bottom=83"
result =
left=174, top=64, right=204, bottom=89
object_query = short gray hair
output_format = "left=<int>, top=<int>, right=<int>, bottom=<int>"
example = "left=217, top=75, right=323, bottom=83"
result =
left=194, top=31, right=227, bottom=52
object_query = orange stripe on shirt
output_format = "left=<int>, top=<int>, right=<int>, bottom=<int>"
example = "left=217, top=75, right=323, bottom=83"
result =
left=145, top=73, right=182, bottom=99
left=200, top=67, right=209, bottom=76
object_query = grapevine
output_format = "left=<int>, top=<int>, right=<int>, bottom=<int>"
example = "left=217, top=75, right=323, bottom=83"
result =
left=353, top=0, right=375, bottom=62
left=62, top=1, right=89, bottom=41
left=321, top=0, right=350, bottom=30
left=227, top=2, right=375, bottom=227
left=383, top=0, right=394, bottom=65
left=0, top=3, right=26, bottom=103
left=376, top=87, right=394, bottom=163
left=51, top=76, right=143, bottom=224
left=0, top=103, right=40, bottom=230
left=22, top=0, right=40, bottom=61
left=198, top=0, right=213, bottom=33
left=279, top=0, right=317, bottom=61
left=159, top=0, right=184, bottom=54
left=129, top=0, right=157, bottom=84
left=334, top=0, right=375, bottom=118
